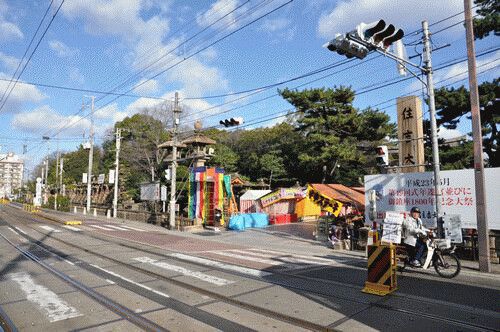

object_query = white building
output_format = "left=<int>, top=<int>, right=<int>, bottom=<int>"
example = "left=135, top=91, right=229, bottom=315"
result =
left=0, top=152, right=24, bottom=199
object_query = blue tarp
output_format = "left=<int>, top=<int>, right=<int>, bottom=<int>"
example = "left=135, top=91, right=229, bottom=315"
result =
left=228, top=213, right=269, bottom=231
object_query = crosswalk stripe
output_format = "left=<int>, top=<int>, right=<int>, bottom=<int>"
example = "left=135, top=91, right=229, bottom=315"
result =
left=133, top=256, right=234, bottom=286
left=63, top=225, right=81, bottom=232
left=39, top=225, right=62, bottom=233
left=118, top=225, right=146, bottom=232
left=102, top=225, right=130, bottom=231
left=227, top=249, right=325, bottom=266
left=208, top=251, right=282, bottom=266
left=170, top=253, right=272, bottom=277
left=14, top=226, right=28, bottom=235
left=248, top=248, right=334, bottom=264
left=88, top=225, right=115, bottom=231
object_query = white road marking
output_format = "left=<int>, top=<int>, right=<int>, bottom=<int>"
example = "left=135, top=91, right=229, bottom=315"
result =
left=8, top=227, right=19, bottom=235
left=39, top=225, right=62, bottom=233
left=64, top=259, right=75, bottom=266
left=170, top=253, right=271, bottom=277
left=63, top=225, right=81, bottom=232
left=208, top=251, right=282, bottom=266
left=105, top=279, right=116, bottom=285
left=118, top=225, right=146, bottom=232
left=9, top=272, right=82, bottom=322
left=88, top=225, right=115, bottom=231
left=89, top=264, right=169, bottom=298
left=14, top=226, right=28, bottom=235
left=102, top=225, right=130, bottom=231
left=249, top=248, right=335, bottom=264
left=133, top=256, right=234, bottom=286
left=231, top=249, right=332, bottom=266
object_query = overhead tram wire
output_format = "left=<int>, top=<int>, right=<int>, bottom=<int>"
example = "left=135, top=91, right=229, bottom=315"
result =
left=31, top=3, right=460, bottom=139
left=21, top=7, right=483, bottom=157
left=179, top=52, right=500, bottom=136
left=0, top=0, right=65, bottom=113
left=95, top=0, right=252, bottom=104
left=220, top=63, right=499, bottom=134
left=0, top=0, right=54, bottom=104
left=95, top=0, right=241, bottom=91
left=41, top=0, right=294, bottom=140
left=32, top=0, right=273, bottom=140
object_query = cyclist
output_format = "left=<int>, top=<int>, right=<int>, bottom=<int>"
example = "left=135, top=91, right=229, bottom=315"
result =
left=402, top=207, right=430, bottom=267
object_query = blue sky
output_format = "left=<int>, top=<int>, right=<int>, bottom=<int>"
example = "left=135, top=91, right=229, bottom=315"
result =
left=0, top=0, right=498, bottom=174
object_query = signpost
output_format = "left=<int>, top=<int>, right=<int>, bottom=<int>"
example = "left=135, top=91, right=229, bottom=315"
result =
left=98, top=173, right=105, bottom=185
left=140, top=182, right=160, bottom=201
left=397, top=96, right=425, bottom=173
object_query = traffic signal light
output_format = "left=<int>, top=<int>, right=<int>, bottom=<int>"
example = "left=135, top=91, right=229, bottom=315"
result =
left=219, top=117, right=244, bottom=127
left=355, top=20, right=404, bottom=50
left=324, top=33, right=369, bottom=59
left=375, top=145, right=389, bottom=166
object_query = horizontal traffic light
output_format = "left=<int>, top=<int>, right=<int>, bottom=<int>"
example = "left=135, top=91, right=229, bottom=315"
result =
left=219, top=117, right=244, bottom=127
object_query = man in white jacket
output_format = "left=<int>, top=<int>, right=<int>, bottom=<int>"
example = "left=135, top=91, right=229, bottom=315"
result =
left=402, top=207, right=430, bottom=267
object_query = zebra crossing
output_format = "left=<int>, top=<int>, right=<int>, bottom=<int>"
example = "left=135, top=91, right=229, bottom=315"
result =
left=190, top=248, right=340, bottom=273
left=86, top=224, right=146, bottom=232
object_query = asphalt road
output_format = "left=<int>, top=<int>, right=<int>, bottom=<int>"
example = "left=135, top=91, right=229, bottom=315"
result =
left=0, top=204, right=499, bottom=331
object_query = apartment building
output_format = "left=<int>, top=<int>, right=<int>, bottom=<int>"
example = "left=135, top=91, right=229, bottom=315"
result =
left=0, top=152, right=24, bottom=199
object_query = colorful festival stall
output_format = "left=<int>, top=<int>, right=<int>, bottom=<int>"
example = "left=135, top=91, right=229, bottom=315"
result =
left=188, top=167, right=232, bottom=226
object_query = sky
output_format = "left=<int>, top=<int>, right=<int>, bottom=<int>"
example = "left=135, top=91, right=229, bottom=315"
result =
left=0, top=0, right=498, bottom=176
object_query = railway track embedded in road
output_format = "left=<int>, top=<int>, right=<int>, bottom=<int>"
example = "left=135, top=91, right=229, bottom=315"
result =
left=1, top=205, right=498, bottom=332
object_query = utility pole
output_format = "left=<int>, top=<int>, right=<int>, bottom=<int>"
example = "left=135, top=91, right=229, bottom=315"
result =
left=422, top=20, right=443, bottom=236
left=54, top=139, right=59, bottom=210
left=113, top=128, right=121, bottom=218
left=464, top=0, right=490, bottom=272
left=86, top=96, right=95, bottom=213
left=59, top=157, right=63, bottom=196
left=169, top=92, right=180, bottom=229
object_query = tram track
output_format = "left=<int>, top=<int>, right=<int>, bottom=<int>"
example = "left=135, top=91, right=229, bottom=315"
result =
left=2, top=205, right=498, bottom=332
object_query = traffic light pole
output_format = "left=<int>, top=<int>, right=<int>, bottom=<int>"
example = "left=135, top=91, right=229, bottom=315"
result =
left=422, top=21, right=443, bottom=237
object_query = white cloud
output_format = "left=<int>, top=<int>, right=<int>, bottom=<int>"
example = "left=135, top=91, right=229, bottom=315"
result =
left=68, top=67, right=85, bottom=84
left=167, top=57, right=229, bottom=97
left=438, top=126, right=464, bottom=140
left=196, top=0, right=239, bottom=28
left=125, top=96, right=163, bottom=116
left=48, top=40, right=78, bottom=58
left=11, top=105, right=91, bottom=136
left=406, top=51, right=500, bottom=92
left=0, top=0, right=23, bottom=41
left=318, top=0, right=463, bottom=40
left=133, top=79, right=159, bottom=94
left=0, top=51, right=18, bottom=72
left=260, top=17, right=291, bottom=32
left=0, top=73, right=46, bottom=113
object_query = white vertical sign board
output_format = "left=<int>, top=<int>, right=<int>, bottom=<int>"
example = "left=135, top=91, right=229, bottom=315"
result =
left=109, top=169, right=115, bottom=184
left=82, top=173, right=87, bottom=184
left=364, top=168, right=500, bottom=230
left=443, top=214, right=463, bottom=243
left=381, top=211, right=405, bottom=244
left=161, top=185, right=167, bottom=201
left=98, top=174, right=105, bottom=184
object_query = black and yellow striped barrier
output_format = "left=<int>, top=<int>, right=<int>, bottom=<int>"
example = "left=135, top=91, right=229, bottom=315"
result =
left=362, top=243, right=397, bottom=296
left=23, top=204, right=40, bottom=213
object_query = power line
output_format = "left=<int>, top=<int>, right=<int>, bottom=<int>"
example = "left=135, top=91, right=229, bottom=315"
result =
left=0, top=0, right=54, bottom=104
left=0, top=0, right=65, bottom=113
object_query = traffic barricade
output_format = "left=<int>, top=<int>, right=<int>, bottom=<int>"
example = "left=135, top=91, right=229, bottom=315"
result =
left=362, top=243, right=397, bottom=296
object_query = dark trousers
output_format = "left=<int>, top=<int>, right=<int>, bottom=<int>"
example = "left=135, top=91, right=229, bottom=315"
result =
left=406, top=238, right=426, bottom=261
